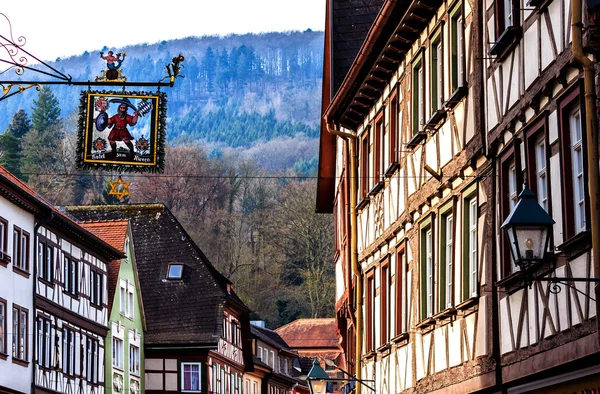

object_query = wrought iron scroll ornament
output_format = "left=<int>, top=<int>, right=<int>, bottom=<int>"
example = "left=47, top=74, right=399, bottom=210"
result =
left=0, top=13, right=183, bottom=102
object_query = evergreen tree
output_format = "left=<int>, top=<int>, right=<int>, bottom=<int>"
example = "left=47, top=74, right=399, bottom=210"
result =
left=203, top=47, right=217, bottom=93
left=0, top=109, right=31, bottom=178
left=9, top=109, right=31, bottom=139
left=31, top=86, right=61, bottom=132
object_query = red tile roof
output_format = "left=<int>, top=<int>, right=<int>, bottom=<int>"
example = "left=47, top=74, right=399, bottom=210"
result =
left=275, top=318, right=340, bottom=349
left=80, top=220, right=129, bottom=251
left=80, top=220, right=130, bottom=315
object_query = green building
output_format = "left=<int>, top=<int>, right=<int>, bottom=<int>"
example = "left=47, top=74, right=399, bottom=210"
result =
left=82, top=220, right=146, bottom=394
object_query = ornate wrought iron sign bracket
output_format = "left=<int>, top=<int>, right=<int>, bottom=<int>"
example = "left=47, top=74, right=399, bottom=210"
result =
left=0, top=13, right=183, bottom=102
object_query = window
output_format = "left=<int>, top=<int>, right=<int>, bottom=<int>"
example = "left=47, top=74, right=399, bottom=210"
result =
left=361, top=131, right=370, bottom=199
left=129, top=345, right=140, bottom=375
left=12, top=305, right=27, bottom=361
left=395, top=245, right=406, bottom=336
left=38, top=240, right=53, bottom=282
left=380, top=259, right=389, bottom=346
left=0, top=217, right=8, bottom=264
left=269, top=350, right=274, bottom=369
left=412, top=54, right=425, bottom=135
left=63, top=255, right=78, bottom=295
left=37, top=316, right=52, bottom=368
left=90, top=270, right=103, bottom=307
left=389, top=91, right=399, bottom=167
left=86, top=338, right=99, bottom=384
left=534, top=137, right=548, bottom=212
left=167, top=263, right=184, bottom=279
left=112, top=337, right=123, bottom=369
left=449, top=3, right=465, bottom=93
left=420, top=219, right=434, bottom=320
left=232, top=322, right=239, bottom=346
left=569, top=106, right=585, bottom=234
left=13, top=227, right=29, bottom=272
left=558, top=88, right=587, bottom=241
left=258, top=345, right=263, bottom=359
left=62, top=328, right=75, bottom=375
left=182, top=362, right=201, bottom=392
left=365, top=270, right=375, bottom=351
left=119, top=280, right=134, bottom=318
left=500, top=145, right=523, bottom=276
left=439, top=205, right=454, bottom=310
left=495, top=0, right=520, bottom=36
left=430, top=30, right=443, bottom=115
left=0, top=299, right=6, bottom=354
left=463, top=188, right=478, bottom=300
left=262, top=348, right=268, bottom=364
left=374, top=111, right=384, bottom=185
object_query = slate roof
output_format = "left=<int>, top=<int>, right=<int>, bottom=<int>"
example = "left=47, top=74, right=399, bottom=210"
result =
left=332, top=0, right=385, bottom=95
left=251, top=324, right=294, bottom=353
left=275, top=318, right=339, bottom=349
left=66, top=204, right=248, bottom=346
left=80, top=220, right=129, bottom=315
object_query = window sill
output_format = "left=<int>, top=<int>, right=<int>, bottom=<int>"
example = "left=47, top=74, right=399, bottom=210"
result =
left=368, top=181, right=384, bottom=197
left=527, top=0, right=554, bottom=13
left=384, top=162, right=400, bottom=178
left=0, top=352, right=7, bottom=360
left=489, top=26, right=522, bottom=62
left=363, top=351, right=377, bottom=361
left=496, top=270, right=526, bottom=293
left=377, top=343, right=392, bottom=355
left=0, top=252, right=10, bottom=267
left=12, top=266, right=30, bottom=279
left=456, top=297, right=478, bottom=314
left=444, top=86, right=468, bottom=110
left=424, top=109, right=447, bottom=131
left=557, top=230, right=591, bottom=255
left=12, top=358, right=29, bottom=367
left=38, top=277, right=54, bottom=287
left=356, top=198, right=369, bottom=211
left=406, top=131, right=427, bottom=149
left=90, top=303, right=103, bottom=311
left=64, top=291, right=78, bottom=300
left=391, top=332, right=409, bottom=345
left=432, top=307, right=457, bottom=323
left=416, top=317, right=436, bottom=332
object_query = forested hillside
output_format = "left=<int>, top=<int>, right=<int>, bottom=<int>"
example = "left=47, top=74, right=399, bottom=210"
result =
left=0, top=31, right=333, bottom=328
left=0, top=30, right=324, bottom=171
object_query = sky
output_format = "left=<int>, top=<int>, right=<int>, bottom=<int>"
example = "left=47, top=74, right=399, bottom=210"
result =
left=0, top=0, right=325, bottom=63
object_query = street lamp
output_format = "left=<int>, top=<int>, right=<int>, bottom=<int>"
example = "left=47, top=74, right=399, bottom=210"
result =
left=306, top=358, right=375, bottom=394
left=306, top=359, right=329, bottom=394
left=501, top=186, right=555, bottom=273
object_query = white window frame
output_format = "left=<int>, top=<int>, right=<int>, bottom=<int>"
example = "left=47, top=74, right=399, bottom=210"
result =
left=534, top=137, right=548, bottom=212
left=467, top=196, right=478, bottom=297
left=112, top=337, right=124, bottom=370
left=442, top=212, right=454, bottom=309
left=570, top=107, right=586, bottom=234
left=129, top=344, right=140, bottom=376
left=181, top=362, right=201, bottom=392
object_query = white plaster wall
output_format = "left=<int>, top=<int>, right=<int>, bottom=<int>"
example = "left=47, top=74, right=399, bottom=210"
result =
left=524, top=21, right=540, bottom=89
left=0, top=195, right=35, bottom=394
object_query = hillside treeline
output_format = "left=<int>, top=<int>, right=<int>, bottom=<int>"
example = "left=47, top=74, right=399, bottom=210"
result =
left=0, top=31, right=323, bottom=159
left=0, top=86, right=334, bottom=328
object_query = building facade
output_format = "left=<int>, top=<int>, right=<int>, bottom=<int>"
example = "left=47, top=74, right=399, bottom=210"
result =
left=318, top=0, right=600, bottom=392
left=80, top=220, right=146, bottom=394
left=66, top=204, right=254, bottom=394
left=485, top=0, right=600, bottom=391
left=0, top=168, right=36, bottom=394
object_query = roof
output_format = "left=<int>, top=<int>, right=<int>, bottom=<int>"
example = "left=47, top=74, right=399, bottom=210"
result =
left=80, top=220, right=130, bottom=316
left=66, top=204, right=249, bottom=346
left=251, top=324, right=294, bottom=353
left=275, top=318, right=339, bottom=349
left=0, top=166, right=123, bottom=261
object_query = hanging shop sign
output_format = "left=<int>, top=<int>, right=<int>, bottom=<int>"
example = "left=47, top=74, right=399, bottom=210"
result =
left=77, top=90, right=167, bottom=172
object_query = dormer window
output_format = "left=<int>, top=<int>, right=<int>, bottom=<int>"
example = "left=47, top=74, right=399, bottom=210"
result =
left=167, top=263, right=184, bottom=280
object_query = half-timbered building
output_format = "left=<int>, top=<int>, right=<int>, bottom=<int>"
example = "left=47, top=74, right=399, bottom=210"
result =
left=66, top=204, right=254, bottom=394
left=485, top=0, right=600, bottom=391
left=0, top=166, right=124, bottom=394
left=317, top=0, right=494, bottom=392
left=79, top=220, right=146, bottom=394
